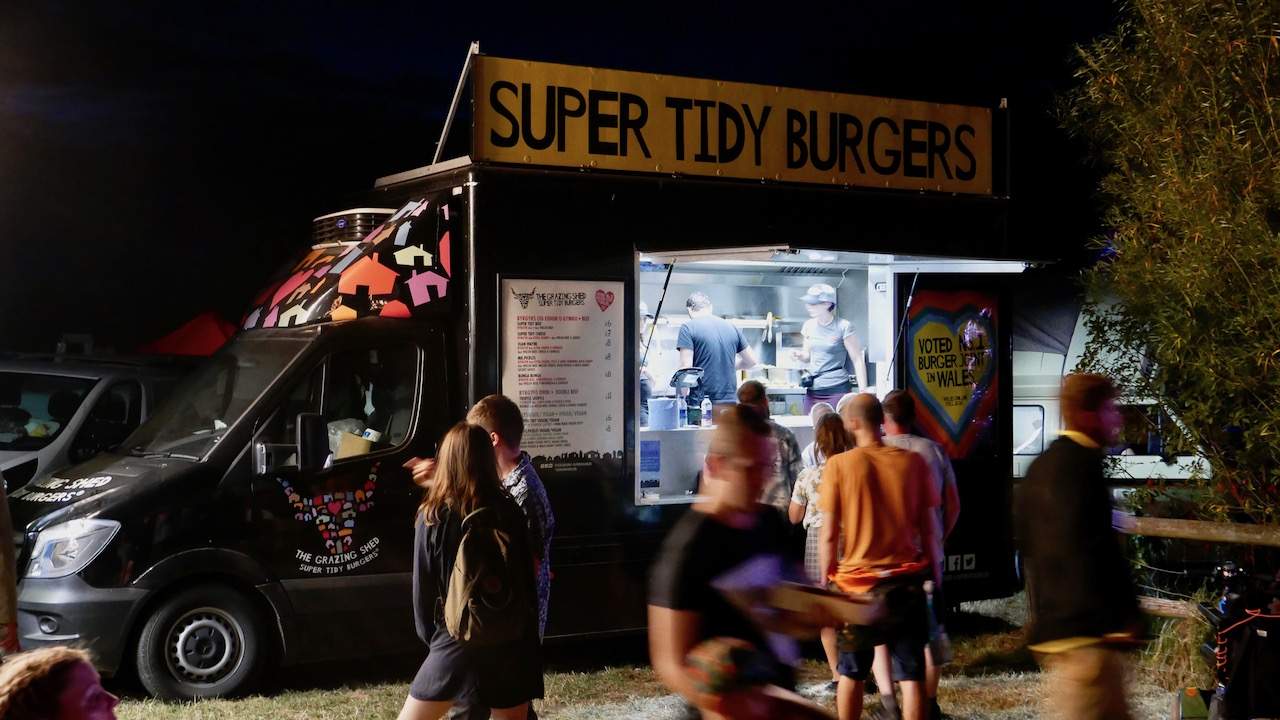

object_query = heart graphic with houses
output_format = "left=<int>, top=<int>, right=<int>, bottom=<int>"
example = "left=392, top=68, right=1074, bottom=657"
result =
left=906, top=305, right=996, bottom=445
left=279, top=463, right=379, bottom=555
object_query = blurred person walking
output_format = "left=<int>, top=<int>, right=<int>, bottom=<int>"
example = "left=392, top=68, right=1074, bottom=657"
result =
left=0, top=646, right=118, bottom=720
left=874, top=390, right=960, bottom=720
left=399, top=423, right=543, bottom=720
left=820, top=394, right=939, bottom=720
left=649, top=405, right=833, bottom=719
left=789, top=412, right=854, bottom=689
left=1016, top=374, right=1140, bottom=720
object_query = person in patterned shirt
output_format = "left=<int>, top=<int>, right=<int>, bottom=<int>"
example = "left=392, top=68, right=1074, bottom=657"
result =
left=736, top=381, right=804, bottom=514
left=466, top=395, right=555, bottom=638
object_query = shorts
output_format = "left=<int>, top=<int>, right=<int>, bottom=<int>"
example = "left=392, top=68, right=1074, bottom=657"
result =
left=832, top=574, right=930, bottom=682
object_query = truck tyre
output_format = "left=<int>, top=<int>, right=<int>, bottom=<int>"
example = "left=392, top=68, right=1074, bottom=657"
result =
left=135, top=584, right=267, bottom=700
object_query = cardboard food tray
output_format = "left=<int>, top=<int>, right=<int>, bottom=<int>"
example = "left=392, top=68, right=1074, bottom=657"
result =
left=336, top=432, right=373, bottom=459
left=770, top=582, right=886, bottom=626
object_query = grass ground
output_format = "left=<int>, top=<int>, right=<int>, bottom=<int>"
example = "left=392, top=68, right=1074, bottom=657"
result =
left=114, top=595, right=1182, bottom=719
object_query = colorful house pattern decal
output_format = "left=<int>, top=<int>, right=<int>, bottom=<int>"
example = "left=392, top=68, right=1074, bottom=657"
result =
left=240, top=193, right=455, bottom=330
left=278, top=463, right=380, bottom=556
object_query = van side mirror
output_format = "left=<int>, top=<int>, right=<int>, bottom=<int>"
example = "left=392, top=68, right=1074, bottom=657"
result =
left=297, top=413, right=329, bottom=472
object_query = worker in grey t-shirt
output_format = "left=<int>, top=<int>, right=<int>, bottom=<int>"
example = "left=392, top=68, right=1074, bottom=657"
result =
left=791, top=283, right=868, bottom=414
left=676, top=292, right=757, bottom=411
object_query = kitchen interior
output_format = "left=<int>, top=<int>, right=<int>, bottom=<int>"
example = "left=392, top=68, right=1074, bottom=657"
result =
left=634, top=248, right=1027, bottom=504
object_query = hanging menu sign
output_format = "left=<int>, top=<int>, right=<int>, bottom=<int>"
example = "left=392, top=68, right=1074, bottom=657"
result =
left=501, top=278, right=625, bottom=475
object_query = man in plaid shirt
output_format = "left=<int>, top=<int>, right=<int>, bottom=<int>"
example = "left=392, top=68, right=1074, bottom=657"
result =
left=737, top=380, right=804, bottom=512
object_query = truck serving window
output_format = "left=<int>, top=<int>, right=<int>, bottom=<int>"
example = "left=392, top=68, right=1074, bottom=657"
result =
left=124, top=337, right=309, bottom=459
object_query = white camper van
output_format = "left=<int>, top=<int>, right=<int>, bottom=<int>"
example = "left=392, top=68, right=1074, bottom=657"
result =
left=1012, top=307, right=1207, bottom=484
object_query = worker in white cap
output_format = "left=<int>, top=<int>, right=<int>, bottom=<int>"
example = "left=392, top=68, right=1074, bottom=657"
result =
left=792, top=283, right=868, bottom=414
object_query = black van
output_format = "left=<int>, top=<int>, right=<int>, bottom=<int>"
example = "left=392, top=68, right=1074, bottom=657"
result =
left=7, top=57, right=1029, bottom=700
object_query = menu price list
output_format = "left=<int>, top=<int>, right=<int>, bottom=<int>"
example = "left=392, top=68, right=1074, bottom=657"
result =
left=501, top=280, right=624, bottom=462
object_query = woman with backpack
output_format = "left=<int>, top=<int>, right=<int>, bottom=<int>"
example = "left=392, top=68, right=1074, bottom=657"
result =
left=398, top=422, right=543, bottom=720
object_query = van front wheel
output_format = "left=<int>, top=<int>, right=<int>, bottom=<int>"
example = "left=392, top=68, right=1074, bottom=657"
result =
left=136, top=584, right=268, bottom=700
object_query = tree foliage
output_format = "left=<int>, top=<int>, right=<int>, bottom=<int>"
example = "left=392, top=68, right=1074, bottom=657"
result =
left=1064, top=0, right=1280, bottom=521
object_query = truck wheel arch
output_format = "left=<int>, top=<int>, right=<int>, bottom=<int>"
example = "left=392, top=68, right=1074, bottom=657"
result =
left=128, top=549, right=293, bottom=670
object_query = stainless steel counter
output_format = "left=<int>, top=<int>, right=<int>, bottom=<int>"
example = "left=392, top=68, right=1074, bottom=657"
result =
left=637, top=414, right=816, bottom=504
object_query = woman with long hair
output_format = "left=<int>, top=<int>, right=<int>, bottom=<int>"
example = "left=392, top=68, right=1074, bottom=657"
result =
left=788, top=412, right=854, bottom=688
left=0, top=647, right=118, bottom=720
left=398, top=422, right=543, bottom=720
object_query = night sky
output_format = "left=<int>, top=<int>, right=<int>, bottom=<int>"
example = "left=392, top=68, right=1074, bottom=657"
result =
left=0, top=1, right=1117, bottom=353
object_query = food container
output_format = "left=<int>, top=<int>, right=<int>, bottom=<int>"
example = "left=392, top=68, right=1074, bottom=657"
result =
left=764, top=365, right=802, bottom=387
left=647, top=397, right=680, bottom=430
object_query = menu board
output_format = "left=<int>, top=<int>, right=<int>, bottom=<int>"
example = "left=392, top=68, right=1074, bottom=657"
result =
left=501, top=279, right=625, bottom=474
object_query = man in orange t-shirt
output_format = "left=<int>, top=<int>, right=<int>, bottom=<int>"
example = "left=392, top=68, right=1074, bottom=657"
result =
left=819, top=394, right=939, bottom=720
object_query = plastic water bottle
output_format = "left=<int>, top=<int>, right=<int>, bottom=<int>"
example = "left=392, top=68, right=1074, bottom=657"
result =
left=678, top=400, right=687, bottom=428
left=701, top=397, right=713, bottom=426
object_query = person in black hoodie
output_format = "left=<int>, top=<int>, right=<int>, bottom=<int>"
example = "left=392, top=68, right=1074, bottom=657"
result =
left=1016, top=373, right=1140, bottom=720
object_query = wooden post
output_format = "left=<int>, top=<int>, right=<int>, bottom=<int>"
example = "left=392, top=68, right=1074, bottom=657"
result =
left=1125, top=516, right=1280, bottom=548
left=1138, top=595, right=1197, bottom=619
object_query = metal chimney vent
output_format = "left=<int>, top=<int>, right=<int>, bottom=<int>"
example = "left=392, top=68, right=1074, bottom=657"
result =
left=778, top=265, right=832, bottom=275
left=311, top=208, right=396, bottom=246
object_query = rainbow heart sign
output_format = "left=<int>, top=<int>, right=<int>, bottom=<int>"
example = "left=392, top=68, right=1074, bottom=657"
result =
left=905, top=290, right=999, bottom=459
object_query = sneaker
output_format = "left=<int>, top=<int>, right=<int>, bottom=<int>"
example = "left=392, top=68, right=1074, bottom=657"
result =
left=869, top=704, right=902, bottom=720
left=798, top=681, right=837, bottom=698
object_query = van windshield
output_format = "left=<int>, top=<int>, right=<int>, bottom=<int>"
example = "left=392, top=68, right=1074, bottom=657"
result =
left=0, top=372, right=97, bottom=451
left=124, top=336, right=309, bottom=459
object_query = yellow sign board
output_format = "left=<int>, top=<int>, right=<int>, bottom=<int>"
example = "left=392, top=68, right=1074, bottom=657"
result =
left=472, top=56, right=993, bottom=195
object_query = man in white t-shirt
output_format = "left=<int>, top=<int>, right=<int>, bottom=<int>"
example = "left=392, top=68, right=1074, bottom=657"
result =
left=876, top=390, right=960, bottom=720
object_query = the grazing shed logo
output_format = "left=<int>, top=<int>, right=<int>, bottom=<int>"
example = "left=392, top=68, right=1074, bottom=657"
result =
left=510, top=286, right=588, bottom=309
left=279, top=463, right=382, bottom=575
left=511, top=286, right=537, bottom=309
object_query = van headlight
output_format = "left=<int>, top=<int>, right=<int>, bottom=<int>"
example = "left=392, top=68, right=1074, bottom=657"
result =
left=26, top=519, right=120, bottom=579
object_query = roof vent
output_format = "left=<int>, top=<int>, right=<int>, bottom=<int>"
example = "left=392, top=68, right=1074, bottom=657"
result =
left=311, top=208, right=396, bottom=246
left=778, top=265, right=831, bottom=275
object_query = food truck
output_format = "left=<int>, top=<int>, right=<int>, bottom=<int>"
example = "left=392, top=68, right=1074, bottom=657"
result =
left=7, top=53, right=1028, bottom=699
